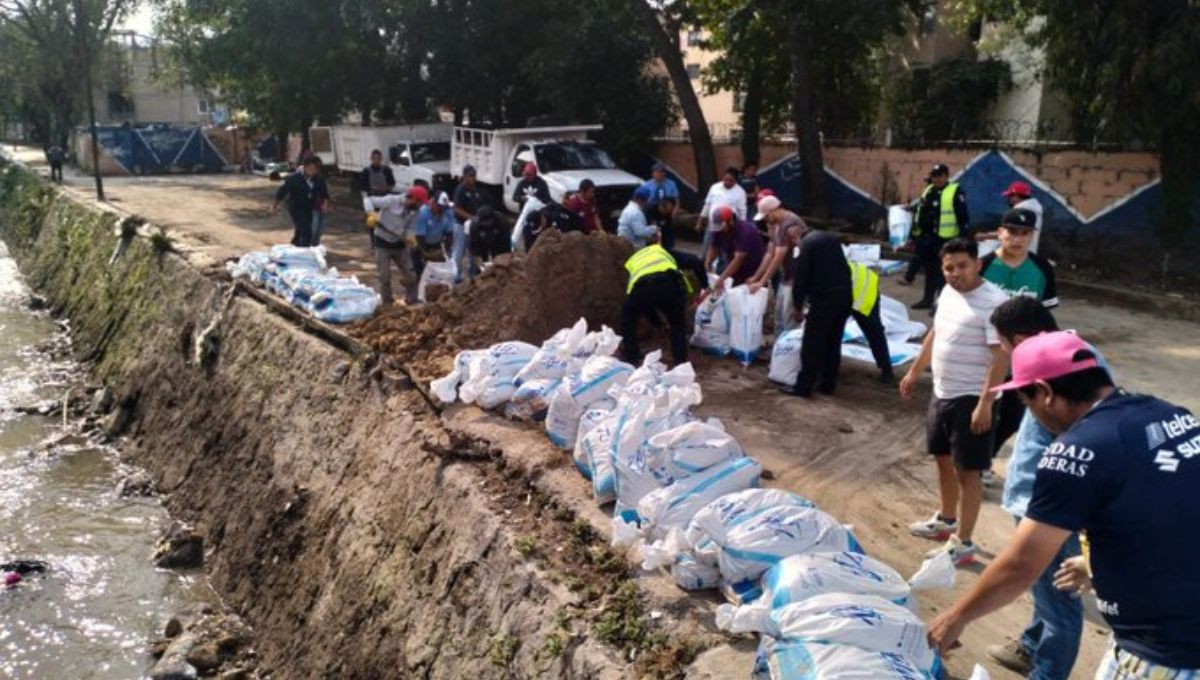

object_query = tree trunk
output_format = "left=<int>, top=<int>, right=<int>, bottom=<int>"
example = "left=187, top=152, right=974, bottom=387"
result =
left=789, top=34, right=828, bottom=218
left=740, top=60, right=764, bottom=167
left=74, top=0, right=104, bottom=201
left=633, top=0, right=716, bottom=196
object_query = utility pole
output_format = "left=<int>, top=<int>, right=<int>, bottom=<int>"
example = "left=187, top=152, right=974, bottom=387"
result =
left=73, top=0, right=105, bottom=201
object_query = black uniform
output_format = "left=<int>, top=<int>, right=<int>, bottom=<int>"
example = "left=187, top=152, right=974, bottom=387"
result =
left=907, top=183, right=969, bottom=307
left=623, top=254, right=689, bottom=367
left=790, top=231, right=853, bottom=396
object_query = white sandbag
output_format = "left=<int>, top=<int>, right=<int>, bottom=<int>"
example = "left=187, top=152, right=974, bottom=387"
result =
left=888, top=205, right=912, bottom=248
left=673, top=553, right=721, bottom=591
left=417, top=259, right=456, bottom=302
left=844, top=243, right=881, bottom=265
left=841, top=340, right=921, bottom=368
left=575, top=325, right=621, bottom=358
left=581, top=415, right=619, bottom=499
left=683, top=488, right=816, bottom=554
left=430, top=350, right=484, bottom=404
left=707, top=505, right=861, bottom=586
left=226, top=251, right=271, bottom=281
left=612, top=442, right=677, bottom=521
left=269, top=244, right=327, bottom=271
left=767, top=593, right=941, bottom=676
left=458, top=341, right=539, bottom=408
left=505, top=378, right=559, bottom=421
left=755, top=638, right=937, bottom=680
left=716, top=552, right=915, bottom=634
left=572, top=400, right=616, bottom=480
left=637, top=457, right=762, bottom=540
left=726, top=285, right=769, bottom=366
left=969, top=664, right=992, bottom=680
left=647, top=419, right=742, bottom=476
left=544, top=355, right=635, bottom=449
left=880, top=295, right=928, bottom=341
left=692, top=288, right=731, bottom=356
left=769, top=329, right=804, bottom=385
left=515, top=319, right=587, bottom=386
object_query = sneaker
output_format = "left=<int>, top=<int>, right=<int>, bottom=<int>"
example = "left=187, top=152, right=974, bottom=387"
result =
left=908, top=512, right=958, bottom=540
left=982, top=469, right=998, bottom=488
left=925, top=535, right=978, bottom=566
left=987, top=641, right=1033, bottom=675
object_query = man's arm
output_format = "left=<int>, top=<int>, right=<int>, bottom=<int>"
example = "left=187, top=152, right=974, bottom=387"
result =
left=535, top=179, right=552, bottom=204
left=749, top=246, right=787, bottom=291
left=714, top=252, right=747, bottom=292
left=971, top=344, right=1010, bottom=434
left=1037, top=255, right=1059, bottom=309
left=928, top=518, right=1072, bottom=653
left=512, top=180, right=525, bottom=204
left=631, top=211, right=657, bottom=240
left=384, top=166, right=396, bottom=191
left=899, top=328, right=935, bottom=399
left=270, top=176, right=291, bottom=213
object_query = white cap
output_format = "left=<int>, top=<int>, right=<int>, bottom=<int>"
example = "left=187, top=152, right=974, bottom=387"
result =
left=436, top=191, right=452, bottom=208
left=754, top=195, right=781, bottom=221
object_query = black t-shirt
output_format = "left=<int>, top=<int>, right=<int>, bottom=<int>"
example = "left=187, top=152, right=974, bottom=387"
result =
left=791, top=230, right=851, bottom=309
left=512, top=176, right=551, bottom=206
left=453, top=183, right=486, bottom=218
left=645, top=207, right=676, bottom=251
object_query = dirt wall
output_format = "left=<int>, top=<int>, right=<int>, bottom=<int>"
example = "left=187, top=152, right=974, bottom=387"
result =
left=0, top=163, right=665, bottom=678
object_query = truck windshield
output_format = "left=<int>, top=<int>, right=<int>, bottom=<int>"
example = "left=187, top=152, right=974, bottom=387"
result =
left=410, top=142, right=451, bottom=164
left=535, top=142, right=616, bottom=172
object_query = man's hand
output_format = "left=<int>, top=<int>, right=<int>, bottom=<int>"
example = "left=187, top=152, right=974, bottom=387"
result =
left=926, top=609, right=966, bottom=655
left=899, top=371, right=919, bottom=399
left=970, top=401, right=994, bottom=434
left=1053, top=556, right=1092, bottom=596
left=748, top=280, right=764, bottom=294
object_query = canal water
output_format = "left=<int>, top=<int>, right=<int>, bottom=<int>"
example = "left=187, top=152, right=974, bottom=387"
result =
left=0, top=241, right=213, bottom=679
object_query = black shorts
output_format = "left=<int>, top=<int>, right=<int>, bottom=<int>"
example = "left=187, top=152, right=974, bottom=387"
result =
left=927, top=396, right=994, bottom=471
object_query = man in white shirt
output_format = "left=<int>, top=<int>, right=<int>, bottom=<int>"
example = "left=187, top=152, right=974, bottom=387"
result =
left=976, top=181, right=1044, bottom=254
left=900, top=237, right=1010, bottom=566
left=696, top=167, right=748, bottom=261
left=617, top=184, right=658, bottom=248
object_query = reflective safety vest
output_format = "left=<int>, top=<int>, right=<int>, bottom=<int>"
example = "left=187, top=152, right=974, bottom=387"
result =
left=625, top=244, right=691, bottom=295
left=913, top=183, right=961, bottom=239
left=848, top=261, right=880, bottom=317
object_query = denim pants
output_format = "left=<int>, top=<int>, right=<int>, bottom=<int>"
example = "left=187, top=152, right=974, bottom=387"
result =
left=1017, top=518, right=1084, bottom=680
left=452, top=221, right=479, bottom=283
left=311, top=211, right=325, bottom=246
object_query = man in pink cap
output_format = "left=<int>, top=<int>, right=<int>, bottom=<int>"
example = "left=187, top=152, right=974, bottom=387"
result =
left=977, top=180, right=1044, bottom=253
left=928, top=331, right=1200, bottom=678
left=512, top=161, right=551, bottom=209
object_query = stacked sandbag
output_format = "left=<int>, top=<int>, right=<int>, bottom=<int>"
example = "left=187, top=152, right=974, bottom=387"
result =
left=225, top=245, right=379, bottom=323
left=768, top=329, right=804, bottom=385
left=545, top=354, right=635, bottom=449
left=726, top=285, right=770, bottom=366
left=457, top=341, right=539, bottom=409
left=691, top=282, right=732, bottom=356
left=752, top=638, right=939, bottom=680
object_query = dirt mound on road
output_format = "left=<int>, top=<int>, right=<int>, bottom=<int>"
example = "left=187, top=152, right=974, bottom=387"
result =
left=353, top=230, right=633, bottom=380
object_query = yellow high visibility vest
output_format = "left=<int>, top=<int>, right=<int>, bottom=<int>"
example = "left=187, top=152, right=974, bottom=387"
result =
left=914, top=183, right=961, bottom=239
left=625, top=244, right=682, bottom=294
left=849, top=261, right=880, bottom=316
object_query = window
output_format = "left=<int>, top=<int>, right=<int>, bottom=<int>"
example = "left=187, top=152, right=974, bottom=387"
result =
left=197, top=99, right=212, bottom=115
left=687, top=30, right=703, bottom=47
left=733, top=91, right=746, bottom=113
left=534, top=142, right=616, bottom=172
left=685, top=63, right=701, bottom=80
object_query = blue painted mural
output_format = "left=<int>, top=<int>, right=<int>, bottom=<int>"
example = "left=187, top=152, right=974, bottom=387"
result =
left=86, top=125, right=227, bottom=174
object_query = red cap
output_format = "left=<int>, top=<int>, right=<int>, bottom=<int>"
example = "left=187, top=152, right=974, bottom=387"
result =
left=406, top=185, right=429, bottom=202
left=523, top=162, right=537, bottom=177
left=1002, top=181, right=1032, bottom=199
left=716, top=206, right=734, bottom=223
left=992, top=332, right=1100, bottom=393
left=757, top=188, right=775, bottom=199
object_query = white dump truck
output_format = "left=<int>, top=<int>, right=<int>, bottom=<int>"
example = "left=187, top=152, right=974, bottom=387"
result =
left=310, top=123, right=453, bottom=191
left=450, top=124, right=643, bottom=224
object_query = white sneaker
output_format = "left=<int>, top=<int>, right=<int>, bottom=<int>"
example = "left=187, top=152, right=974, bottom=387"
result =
left=982, top=470, right=998, bottom=488
left=908, top=512, right=958, bottom=540
left=926, top=535, right=978, bottom=566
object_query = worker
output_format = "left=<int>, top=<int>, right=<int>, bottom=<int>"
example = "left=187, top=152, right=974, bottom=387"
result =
left=469, top=205, right=510, bottom=265
left=696, top=167, right=748, bottom=261
left=904, top=164, right=969, bottom=311
left=705, top=206, right=765, bottom=293
left=648, top=196, right=708, bottom=296
left=976, top=181, right=1044, bottom=254
left=621, top=243, right=692, bottom=367
left=618, top=184, right=658, bottom=248
left=46, top=144, right=65, bottom=183
left=848, top=261, right=895, bottom=385
left=412, top=191, right=457, bottom=277
left=363, top=185, right=426, bottom=305
left=928, top=332, right=1200, bottom=679
left=269, top=157, right=329, bottom=248
left=745, top=195, right=807, bottom=313
left=360, top=149, right=396, bottom=196
left=640, top=163, right=680, bottom=212
left=565, top=179, right=603, bottom=234
left=512, top=162, right=551, bottom=208
left=452, top=164, right=487, bottom=282
left=781, top=223, right=853, bottom=398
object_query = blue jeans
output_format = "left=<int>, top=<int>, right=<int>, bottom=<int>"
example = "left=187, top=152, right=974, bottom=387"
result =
left=1017, top=518, right=1083, bottom=680
left=311, top=211, right=325, bottom=246
left=452, top=221, right=479, bottom=283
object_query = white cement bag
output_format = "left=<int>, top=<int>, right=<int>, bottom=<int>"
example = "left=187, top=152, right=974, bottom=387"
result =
left=544, top=355, right=635, bottom=448
left=515, top=319, right=588, bottom=386
left=458, top=341, right=539, bottom=409
left=844, top=243, right=881, bottom=265
left=505, top=378, right=560, bottom=421
left=908, top=551, right=956, bottom=592
left=637, top=457, right=762, bottom=540
left=709, top=505, right=861, bottom=586
left=755, top=638, right=937, bottom=680
left=583, top=416, right=619, bottom=502
left=716, top=552, right=915, bottom=635
left=575, top=325, right=621, bottom=358
left=417, top=259, right=456, bottom=302
left=511, top=196, right=545, bottom=252
left=880, top=295, right=927, bottom=341
left=647, top=419, right=742, bottom=476
left=726, top=285, right=769, bottom=366
left=612, top=442, right=677, bottom=521
left=572, top=400, right=616, bottom=480
left=692, top=288, right=731, bottom=356
left=841, top=340, right=921, bottom=368
left=683, top=488, right=816, bottom=554
left=767, top=594, right=941, bottom=676
left=769, top=329, right=804, bottom=385
left=888, top=205, right=913, bottom=248
left=430, top=350, right=485, bottom=404
left=673, top=553, right=721, bottom=591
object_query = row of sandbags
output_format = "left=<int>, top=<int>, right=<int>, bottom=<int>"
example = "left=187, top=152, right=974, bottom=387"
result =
left=226, top=245, right=380, bottom=323
left=429, top=319, right=955, bottom=679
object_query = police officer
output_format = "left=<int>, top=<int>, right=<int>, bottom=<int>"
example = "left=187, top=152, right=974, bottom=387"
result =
left=622, top=242, right=693, bottom=367
left=783, top=225, right=853, bottom=398
left=909, top=164, right=969, bottom=310
left=849, top=261, right=895, bottom=385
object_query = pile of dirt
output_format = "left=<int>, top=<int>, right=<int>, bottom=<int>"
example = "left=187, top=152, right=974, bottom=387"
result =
left=353, top=229, right=633, bottom=380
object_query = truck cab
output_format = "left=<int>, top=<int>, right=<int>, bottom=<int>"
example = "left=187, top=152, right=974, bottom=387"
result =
left=388, top=139, right=452, bottom=193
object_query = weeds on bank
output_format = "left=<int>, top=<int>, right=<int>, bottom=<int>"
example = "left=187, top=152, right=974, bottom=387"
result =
left=487, top=633, right=519, bottom=667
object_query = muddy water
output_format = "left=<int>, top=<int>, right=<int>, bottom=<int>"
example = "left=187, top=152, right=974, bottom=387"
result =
left=0, top=243, right=213, bottom=679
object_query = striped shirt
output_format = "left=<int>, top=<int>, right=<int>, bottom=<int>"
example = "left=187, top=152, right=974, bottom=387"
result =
left=932, top=280, right=1008, bottom=399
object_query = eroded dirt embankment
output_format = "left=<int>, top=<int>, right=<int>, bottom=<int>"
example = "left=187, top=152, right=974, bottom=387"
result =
left=0, top=164, right=688, bottom=678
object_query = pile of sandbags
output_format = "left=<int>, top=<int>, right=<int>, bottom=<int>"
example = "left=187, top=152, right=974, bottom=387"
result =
left=692, top=281, right=770, bottom=367
left=226, top=245, right=380, bottom=324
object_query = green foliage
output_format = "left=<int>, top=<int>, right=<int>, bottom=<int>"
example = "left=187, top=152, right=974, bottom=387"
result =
left=886, top=57, right=1012, bottom=143
left=487, top=633, right=519, bottom=667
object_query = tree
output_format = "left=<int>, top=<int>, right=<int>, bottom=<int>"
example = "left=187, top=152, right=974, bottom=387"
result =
left=632, top=0, right=717, bottom=193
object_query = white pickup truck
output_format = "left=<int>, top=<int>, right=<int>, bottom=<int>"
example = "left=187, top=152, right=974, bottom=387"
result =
left=310, top=123, right=453, bottom=191
left=450, top=125, right=643, bottom=224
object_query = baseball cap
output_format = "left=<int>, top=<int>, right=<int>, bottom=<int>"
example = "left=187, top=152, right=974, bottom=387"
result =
left=406, top=185, right=429, bottom=202
left=754, top=195, right=781, bottom=221
left=632, top=184, right=653, bottom=201
left=1001, top=208, right=1038, bottom=230
left=462, top=164, right=476, bottom=177
left=708, top=206, right=735, bottom=230
left=523, top=162, right=537, bottom=176
left=652, top=162, right=667, bottom=173
left=435, top=191, right=452, bottom=208
left=579, top=178, right=595, bottom=191
left=930, top=163, right=950, bottom=177
left=992, top=331, right=1100, bottom=393
left=1002, top=180, right=1031, bottom=198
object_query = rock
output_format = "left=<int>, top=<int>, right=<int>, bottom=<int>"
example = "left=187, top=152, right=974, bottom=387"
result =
left=186, top=643, right=222, bottom=672
left=155, top=523, right=204, bottom=569
left=218, top=669, right=248, bottom=680
left=150, top=638, right=171, bottom=658
left=150, top=632, right=199, bottom=680
left=165, top=618, right=184, bottom=638
left=25, top=294, right=49, bottom=311
left=116, top=469, right=155, bottom=497
left=89, top=387, right=113, bottom=414
left=101, top=402, right=134, bottom=438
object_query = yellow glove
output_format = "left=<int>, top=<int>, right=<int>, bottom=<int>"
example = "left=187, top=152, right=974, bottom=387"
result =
left=365, top=212, right=379, bottom=229
left=404, top=233, right=419, bottom=250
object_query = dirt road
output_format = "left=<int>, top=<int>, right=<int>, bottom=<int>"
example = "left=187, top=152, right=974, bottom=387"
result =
left=23, top=151, right=1200, bottom=679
